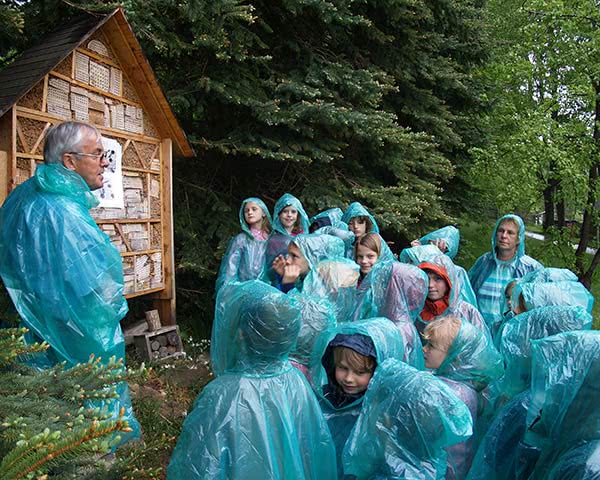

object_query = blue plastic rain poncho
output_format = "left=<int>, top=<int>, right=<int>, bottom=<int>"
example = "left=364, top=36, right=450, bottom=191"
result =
left=352, top=261, right=427, bottom=368
left=309, top=207, right=355, bottom=251
left=310, top=318, right=405, bottom=478
left=519, top=266, right=578, bottom=283
left=511, top=280, right=594, bottom=314
left=416, top=255, right=487, bottom=335
left=0, top=164, right=139, bottom=443
left=343, top=358, right=473, bottom=480
left=400, top=244, right=478, bottom=308
left=468, top=214, right=542, bottom=335
left=342, top=201, right=380, bottom=233
left=418, top=225, right=461, bottom=259
left=521, top=331, right=600, bottom=480
left=287, top=293, right=336, bottom=373
left=215, top=197, right=272, bottom=292
left=466, top=390, right=532, bottom=480
left=477, top=306, right=592, bottom=447
left=546, top=441, right=600, bottom=480
left=264, top=193, right=310, bottom=283
left=285, top=234, right=359, bottom=323
left=171, top=281, right=337, bottom=479
left=434, top=320, right=503, bottom=392
left=342, top=202, right=395, bottom=262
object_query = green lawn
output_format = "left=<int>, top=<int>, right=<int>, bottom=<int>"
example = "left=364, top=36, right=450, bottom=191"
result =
left=455, top=217, right=599, bottom=329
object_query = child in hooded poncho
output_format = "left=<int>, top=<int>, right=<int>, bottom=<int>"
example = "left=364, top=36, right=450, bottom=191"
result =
left=169, top=280, right=336, bottom=479
left=423, top=316, right=503, bottom=479
left=342, top=358, right=473, bottom=480
left=215, top=197, right=271, bottom=292
left=417, top=255, right=487, bottom=338
left=341, top=202, right=394, bottom=262
left=310, top=318, right=405, bottom=478
left=265, top=193, right=310, bottom=284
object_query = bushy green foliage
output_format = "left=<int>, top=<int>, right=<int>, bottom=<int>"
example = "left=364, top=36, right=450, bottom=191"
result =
left=0, top=328, right=146, bottom=479
left=0, top=0, right=490, bottom=333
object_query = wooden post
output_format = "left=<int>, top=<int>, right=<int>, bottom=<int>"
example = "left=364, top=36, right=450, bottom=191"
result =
left=152, top=138, right=176, bottom=325
left=0, top=109, right=14, bottom=205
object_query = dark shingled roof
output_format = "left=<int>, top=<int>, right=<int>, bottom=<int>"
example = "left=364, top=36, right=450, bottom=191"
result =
left=0, top=12, right=110, bottom=118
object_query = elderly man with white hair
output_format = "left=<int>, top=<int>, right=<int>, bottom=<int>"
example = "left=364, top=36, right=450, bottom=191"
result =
left=0, top=121, right=140, bottom=444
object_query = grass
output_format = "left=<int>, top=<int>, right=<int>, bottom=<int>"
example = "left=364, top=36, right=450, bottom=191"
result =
left=455, top=217, right=600, bottom=328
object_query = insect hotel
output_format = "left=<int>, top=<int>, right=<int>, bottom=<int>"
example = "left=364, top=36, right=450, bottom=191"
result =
left=0, top=8, right=194, bottom=340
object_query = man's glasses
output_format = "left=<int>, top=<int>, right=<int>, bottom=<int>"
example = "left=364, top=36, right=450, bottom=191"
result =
left=68, top=151, right=107, bottom=161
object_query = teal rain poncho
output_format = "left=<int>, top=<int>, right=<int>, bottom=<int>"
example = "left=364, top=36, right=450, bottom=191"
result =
left=546, top=441, right=600, bottom=480
left=0, top=164, right=139, bottom=443
left=419, top=225, right=461, bottom=259
left=519, top=266, right=578, bottom=283
left=522, top=331, right=600, bottom=480
left=309, top=208, right=354, bottom=249
left=215, top=197, right=272, bottom=292
left=288, top=293, right=336, bottom=369
left=264, top=193, right=310, bottom=282
left=343, top=358, right=473, bottom=480
left=289, top=234, right=359, bottom=322
left=400, top=245, right=478, bottom=308
left=468, top=214, right=542, bottom=334
left=341, top=202, right=380, bottom=233
left=466, top=390, right=532, bottom=480
left=477, top=306, right=592, bottom=447
left=352, top=261, right=427, bottom=368
left=170, top=281, right=336, bottom=479
left=310, top=318, right=405, bottom=477
left=416, top=255, right=487, bottom=335
left=511, top=280, right=594, bottom=314
left=434, top=320, right=503, bottom=392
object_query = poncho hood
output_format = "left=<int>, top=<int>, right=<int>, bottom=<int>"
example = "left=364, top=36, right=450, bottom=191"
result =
left=272, top=193, right=310, bottom=236
left=238, top=197, right=271, bottom=238
left=341, top=201, right=380, bottom=233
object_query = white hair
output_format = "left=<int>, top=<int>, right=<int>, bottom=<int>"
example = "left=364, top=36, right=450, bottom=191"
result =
left=43, top=121, right=100, bottom=165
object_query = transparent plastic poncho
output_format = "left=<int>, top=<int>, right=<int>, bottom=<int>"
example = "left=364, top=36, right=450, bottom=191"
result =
left=310, top=318, right=406, bottom=477
left=416, top=254, right=487, bottom=335
left=343, top=358, right=473, bottom=480
left=171, top=281, right=337, bottom=479
left=468, top=214, right=542, bottom=333
left=511, top=280, right=594, bottom=314
left=466, top=390, right=532, bottom=480
left=434, top=320, right=503, bottom=392
left=341, top=201, right=380, bottom=233
left=522, top=331, right=600, bottom=480
left=309, top=207, right=355, bottom=251
left=352, top=261, right=427, bottom=368
left=477, top=306, right=592, bottom=450
left=0, top=164, right=140, bottom=444
left=400, top=244, right=478, bottom=308
left=264, top=193, right=310, bottom=282
left=419, top=225, right=461, bottom=259
left=215, top=197, right=272, bottom=292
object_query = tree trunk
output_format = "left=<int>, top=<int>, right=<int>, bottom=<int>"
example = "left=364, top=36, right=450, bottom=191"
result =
left=575, top=81, right=600, bottom=286
left=556, top=196, right=565, bottom=228
left=543, top=183, right=555, bottom=231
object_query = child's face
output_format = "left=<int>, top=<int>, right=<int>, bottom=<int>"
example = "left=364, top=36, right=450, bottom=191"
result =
left=335, top=358, right=373, bottom=395
left=504, top=282, right=515, bottom=312
left=279, top=206, right=298, bottom=231
left=422, top=335, right=448, bottom=370
left=286, top=243, right=309, bottom=274
left=426, top=271, right=449, bottom=301
left=356, top=244, right=378, bottom=275
left=244, top=202, right=265, bottom=227
left=348, top=218, right=367, bottom=236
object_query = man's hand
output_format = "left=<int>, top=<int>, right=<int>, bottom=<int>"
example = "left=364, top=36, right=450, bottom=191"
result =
left=272, top=255, right=286, bottom=277
left=410, top=239, right=422, bottom=247
left=282, top=264, right=301, bottom=285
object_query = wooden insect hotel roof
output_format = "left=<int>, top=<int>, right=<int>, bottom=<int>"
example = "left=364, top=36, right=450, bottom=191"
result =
left=0, top=8, right=193, bottom=158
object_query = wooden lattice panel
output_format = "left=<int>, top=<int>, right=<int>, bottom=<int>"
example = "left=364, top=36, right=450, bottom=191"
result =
left=17, top=81, right=44, bottom=111
left=16, top=117, right=49, bottom=155
left=122, top=141, right=144, bottom=169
